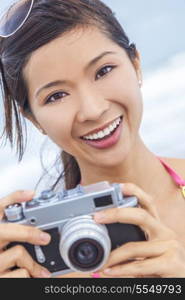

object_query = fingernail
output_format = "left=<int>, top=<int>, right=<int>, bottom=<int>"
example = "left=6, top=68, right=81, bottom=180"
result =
left=92, top=272, right=100, bottom=278
left=103, top=268, right=112, bottom=274
left=40, top=232, right=51, bottom=243
left=41, top=269, right=51, bottom=278
left=94, top=212, right=106, bottom=222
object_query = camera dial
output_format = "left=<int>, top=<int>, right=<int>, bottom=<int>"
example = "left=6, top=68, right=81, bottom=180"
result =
left=36, top=190, right=57, bottom=204
left=63, top=185, right=84, bottom=199
left=5, top=203, right=24, bottom=222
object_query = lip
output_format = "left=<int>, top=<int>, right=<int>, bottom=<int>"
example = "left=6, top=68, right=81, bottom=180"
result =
left=80, top=115, right=123, bottom=138
left=81, top=116, right=123, bottom=149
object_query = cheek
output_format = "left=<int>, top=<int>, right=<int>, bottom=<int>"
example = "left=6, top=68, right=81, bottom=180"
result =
left=126, top=86, right=143, bottom=115
left=33, top=109, right=73, bottom=143
left=105, top=67, right=142, bottom=105
left=114, top=77, right=143, bottom=131
left=125, top=88, right=143, bottom=132
left=107, top=72, right=143, bottom=121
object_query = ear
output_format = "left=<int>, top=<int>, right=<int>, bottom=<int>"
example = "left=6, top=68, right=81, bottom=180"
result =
left=131, top=50, right=143, bottom=87
left=19, top=106, right=47, bottom=135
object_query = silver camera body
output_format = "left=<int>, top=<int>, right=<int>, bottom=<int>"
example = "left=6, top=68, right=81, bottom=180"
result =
left=4, top=181, right=146, bottom=276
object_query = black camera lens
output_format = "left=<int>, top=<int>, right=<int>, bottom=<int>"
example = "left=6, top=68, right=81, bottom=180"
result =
left=68, top=238, right=104, bottom=270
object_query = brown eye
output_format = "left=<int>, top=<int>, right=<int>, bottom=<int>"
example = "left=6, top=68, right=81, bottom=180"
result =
left=96, top=65, right=116, bottom=80
left=45, top=91, right=68, bottom=104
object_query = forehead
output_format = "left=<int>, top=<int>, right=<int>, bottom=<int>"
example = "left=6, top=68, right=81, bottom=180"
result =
left=24, top=26, right=122, bottom=74
left=25, top=26, right=117, bottom=65
left=23, top=26, right=125, bottom=98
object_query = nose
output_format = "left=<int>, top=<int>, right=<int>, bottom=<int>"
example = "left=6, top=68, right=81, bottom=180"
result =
left=76, top=87, right=110, bottom=123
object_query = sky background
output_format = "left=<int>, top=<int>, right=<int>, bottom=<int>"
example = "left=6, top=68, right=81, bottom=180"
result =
left=0, top=0, right=185, bottom=198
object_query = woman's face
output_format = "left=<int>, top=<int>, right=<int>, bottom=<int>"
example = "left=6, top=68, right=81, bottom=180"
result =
left=23, top=26, right=143, bottom=169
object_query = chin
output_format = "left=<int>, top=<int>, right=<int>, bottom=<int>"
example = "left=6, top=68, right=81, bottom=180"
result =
left=92, top=143, right=131, bottom=168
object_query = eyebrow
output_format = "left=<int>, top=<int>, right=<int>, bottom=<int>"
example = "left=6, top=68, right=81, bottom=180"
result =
left=35, top=51, right=116, bottom=98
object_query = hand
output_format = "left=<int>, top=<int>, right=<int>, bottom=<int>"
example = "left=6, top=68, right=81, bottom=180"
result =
left=0, top=190, right=51, bottom=278
left=93, top=183, right=185, bottom=278
left=56, top=272, right=92, bottom=278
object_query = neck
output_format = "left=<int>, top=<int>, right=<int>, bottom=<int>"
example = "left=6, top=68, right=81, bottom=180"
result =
left=79, top=136, right=176, bottom=202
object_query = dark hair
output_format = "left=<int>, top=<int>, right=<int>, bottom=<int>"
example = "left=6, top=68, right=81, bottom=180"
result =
left=0, top=0, right=136, bottom=190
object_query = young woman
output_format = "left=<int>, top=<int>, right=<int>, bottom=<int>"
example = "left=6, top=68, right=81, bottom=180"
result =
left=0, top=0, right=185, bottom=278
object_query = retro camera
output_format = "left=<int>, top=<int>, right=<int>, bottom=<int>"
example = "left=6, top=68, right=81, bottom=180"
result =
left=3, top=181, right=146, bottom=276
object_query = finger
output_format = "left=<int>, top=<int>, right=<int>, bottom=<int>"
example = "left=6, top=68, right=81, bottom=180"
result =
left=0, top=268, right=31, bottom=278
left=0, top=190, right=35, bottom=219
left=0, top=245, right=51, bottom=278
left=56, top=272, right=109, bottom=278
left=101, top=240, right=172, bottom=271
left=94, top=206, right=161, bottom=238
left=102, top=256, right=164, bottom=277
left=0, top=223, right=51, bottom=248
left=56, top=272, right=92, bottom=278
left=120, top=183, right=159, bottom=219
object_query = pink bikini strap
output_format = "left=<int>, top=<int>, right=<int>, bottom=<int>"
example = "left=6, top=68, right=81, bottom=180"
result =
left=158, top=157, right=185, bottom=187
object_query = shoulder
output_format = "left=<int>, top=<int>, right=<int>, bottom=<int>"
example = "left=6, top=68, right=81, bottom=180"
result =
left=160, top=156, right=185, bottom=179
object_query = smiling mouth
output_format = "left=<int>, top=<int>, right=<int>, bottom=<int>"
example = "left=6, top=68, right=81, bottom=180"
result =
left=80, top=115, right=123, bottom=140
left=79, top=115, right=123, bottom=150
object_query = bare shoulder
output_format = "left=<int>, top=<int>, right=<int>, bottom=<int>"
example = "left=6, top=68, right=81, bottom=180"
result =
left=160, top=156, right=185, bottom=179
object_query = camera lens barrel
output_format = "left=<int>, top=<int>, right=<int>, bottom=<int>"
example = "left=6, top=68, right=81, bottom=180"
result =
left=59, top=215, right=111, bottom=273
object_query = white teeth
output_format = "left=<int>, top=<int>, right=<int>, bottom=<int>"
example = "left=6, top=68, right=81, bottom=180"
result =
left=83, top=116, right=122, bottom=140
left=109, top=124, right=114, bottom=131
left=112, top=122, right=117, bottom=129
left=93, top=133, right=99, bottom=139
left=97, top=131, right=104, bottom=139
left=103, top=128, right=110, bottom=136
